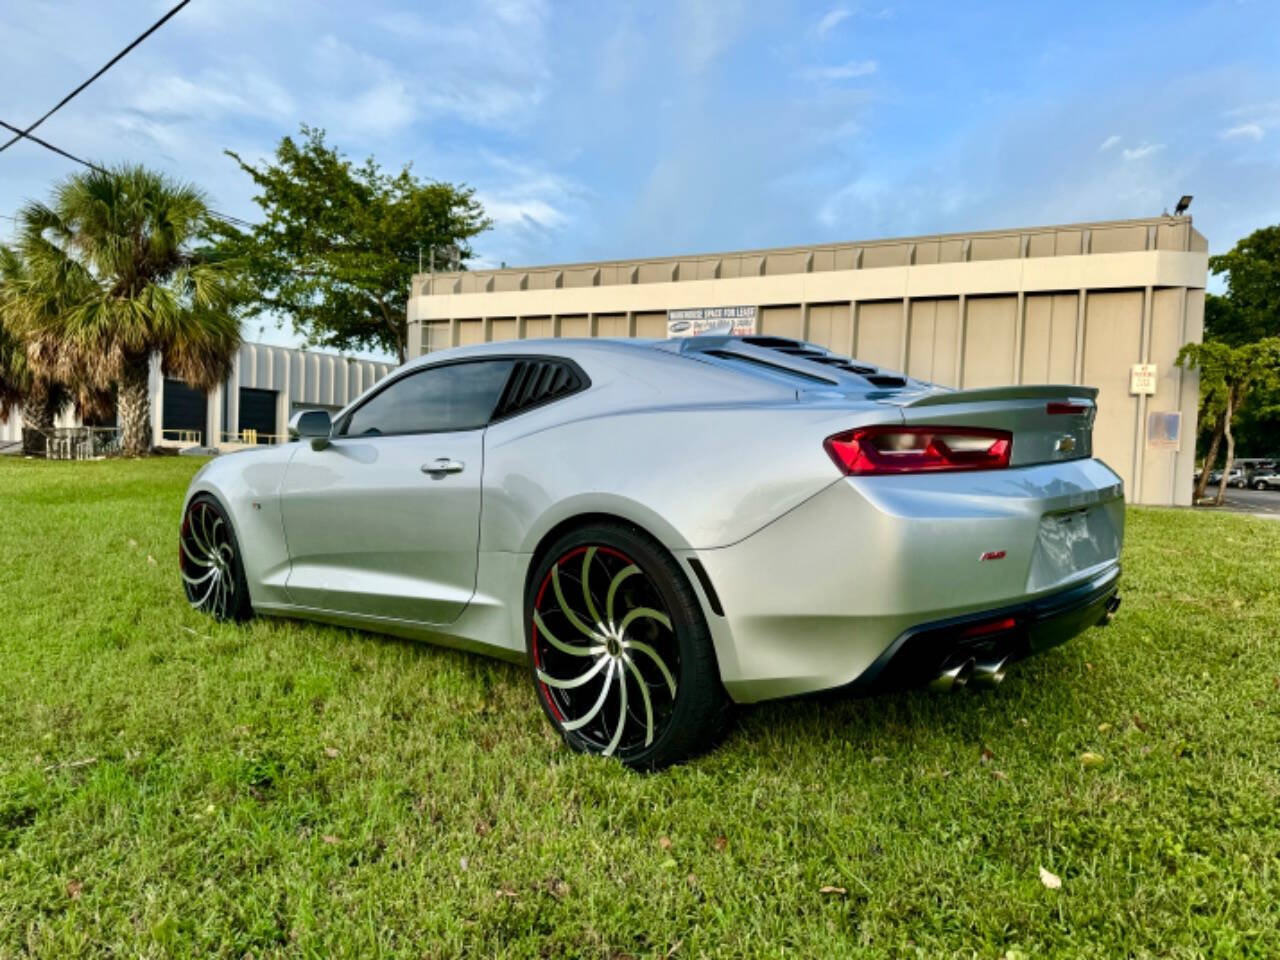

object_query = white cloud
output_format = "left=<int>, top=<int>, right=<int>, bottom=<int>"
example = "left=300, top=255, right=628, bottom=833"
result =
left=335, top=80, right=417, bottom=138
left=470, top=153, right=592, bottom=266
left=489, top=0, right=549, bottom=26
left=130, top=72, right=296, bottom=122
left=800, top=59, right=879, bottom=82
left=816, top=8, right=852, bottom=35
left=676, top=0, right=748, bottom=74
left=1225, top=99, right=1280, bottom=118
left=1219, top=101, right=1279, bottom=144
left=1121, top=143, right=1164, bottom=161
left=366, top=4, right=550, bottom=129
left=817, top=176, right=976, bottom=232
left=1098, top=134, right=1121, bottom=152
left=1221, top=122, right=1264, bottom=141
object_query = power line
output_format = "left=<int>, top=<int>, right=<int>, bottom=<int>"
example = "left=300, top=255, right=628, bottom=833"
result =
left=0, top=0, right=191, bottom=155
left=0, top=119, right=255, bottom=230
left=0, top=0, right=254, bottom=231
left=0, top=119, right=106, bottom=173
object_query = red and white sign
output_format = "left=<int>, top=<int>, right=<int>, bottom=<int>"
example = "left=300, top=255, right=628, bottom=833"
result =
left=1130, top=363, right=1157, bottom=395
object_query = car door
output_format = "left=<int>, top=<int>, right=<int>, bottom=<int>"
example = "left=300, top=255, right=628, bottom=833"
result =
left=280, top=358, right=514, bottom=625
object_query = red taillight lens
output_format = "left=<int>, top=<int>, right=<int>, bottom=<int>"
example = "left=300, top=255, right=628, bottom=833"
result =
left=824, top=426, right=1012, bottom=475
left=960, top=616, right=1018, bottom=639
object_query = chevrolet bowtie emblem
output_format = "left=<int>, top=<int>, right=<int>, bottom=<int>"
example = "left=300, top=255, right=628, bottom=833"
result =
left=1056, top=435, right=1077, bottom=454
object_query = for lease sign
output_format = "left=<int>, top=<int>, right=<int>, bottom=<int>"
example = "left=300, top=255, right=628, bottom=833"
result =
left=667, top=305, right=757, bottom=338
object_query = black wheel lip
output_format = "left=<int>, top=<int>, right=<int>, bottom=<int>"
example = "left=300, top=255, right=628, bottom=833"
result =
left=530, top=542, right=682, bottom=761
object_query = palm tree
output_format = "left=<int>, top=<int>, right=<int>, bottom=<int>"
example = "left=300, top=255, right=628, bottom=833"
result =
left=0, top=252, right=30, bottom=420
left=0, top=247, right=67, bottom=455
left=6, top=165, right=242, bottom=455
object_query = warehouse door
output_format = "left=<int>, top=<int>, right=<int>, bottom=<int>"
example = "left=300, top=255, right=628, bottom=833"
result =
left=238, top=387, right=278, bottom=443
left=162, top=379, right=207, bottom=444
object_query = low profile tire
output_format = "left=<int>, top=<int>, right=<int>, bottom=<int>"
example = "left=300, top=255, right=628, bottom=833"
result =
left=525, top=522, right=731, bottom=771
left=180, top=493, right=252, bottom=622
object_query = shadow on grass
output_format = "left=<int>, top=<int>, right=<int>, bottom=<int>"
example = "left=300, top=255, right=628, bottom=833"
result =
left=261, top=606, right=1090, bottom=770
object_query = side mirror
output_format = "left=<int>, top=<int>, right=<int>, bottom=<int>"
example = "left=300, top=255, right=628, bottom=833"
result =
left=288, top=409, right=333, bottom=450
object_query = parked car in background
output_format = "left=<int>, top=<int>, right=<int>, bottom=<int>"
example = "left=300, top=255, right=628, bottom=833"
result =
left=1207, top=468, right=1246, bottom=488
left=1251, top=471, right=1280, bottom=491
left=1245, top=461, right=1277, bottom=483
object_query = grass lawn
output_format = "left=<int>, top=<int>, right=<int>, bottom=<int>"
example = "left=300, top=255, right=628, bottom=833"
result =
left=0, top=457, right=1278, bottom=958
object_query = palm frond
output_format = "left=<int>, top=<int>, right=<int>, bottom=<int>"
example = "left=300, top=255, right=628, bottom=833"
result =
left=6, top=163, right=244, bottom=402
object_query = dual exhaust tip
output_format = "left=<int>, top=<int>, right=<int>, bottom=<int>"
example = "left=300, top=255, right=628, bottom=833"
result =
left=929, top=592, right=1122, bottom=693
left=928, top=656, right=1008, bottom=694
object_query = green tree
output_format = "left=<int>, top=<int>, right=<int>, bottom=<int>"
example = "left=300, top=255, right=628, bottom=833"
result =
left=5, top=165, right=243, bottom=456
left=225, top=125, right=491, bottom=363
left=0, top=250, right=34, bottom=421
left=1205, top=226, right=1280, bottom=345
left=1178, top=338, right=1280, bottom=504
left=0, top=248, right=70, bottom=455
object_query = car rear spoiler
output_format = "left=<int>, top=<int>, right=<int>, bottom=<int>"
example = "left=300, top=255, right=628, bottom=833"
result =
left=903, top=384, right=1098, bottom=408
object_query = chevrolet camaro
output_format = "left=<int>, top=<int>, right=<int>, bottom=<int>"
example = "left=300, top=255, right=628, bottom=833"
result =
left=180, top=335, right=1123, bottom=769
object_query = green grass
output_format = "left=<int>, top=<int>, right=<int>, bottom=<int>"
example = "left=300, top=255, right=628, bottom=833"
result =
left=0, top=457, right=1278, bottom=959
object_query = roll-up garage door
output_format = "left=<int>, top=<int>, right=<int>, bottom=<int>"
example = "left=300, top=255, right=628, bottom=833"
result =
left=238, top=387, right=278, bottom=442
left=162, top=379, right=207, bottom=443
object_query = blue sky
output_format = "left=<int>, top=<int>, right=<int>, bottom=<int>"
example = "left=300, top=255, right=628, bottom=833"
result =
left=2, top=0, right=1278, bottom=354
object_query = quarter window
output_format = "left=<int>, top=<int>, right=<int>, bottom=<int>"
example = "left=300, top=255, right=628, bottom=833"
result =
left=342, top=360, right=514, bottom=436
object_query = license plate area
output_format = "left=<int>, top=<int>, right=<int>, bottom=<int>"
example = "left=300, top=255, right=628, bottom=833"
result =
left=1026, top=506, right=1120, bottom=593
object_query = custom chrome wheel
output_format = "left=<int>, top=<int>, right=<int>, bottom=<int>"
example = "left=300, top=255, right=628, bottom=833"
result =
left=180, top=495, right=249, bottom=621
left=527, top=523, right=731, bottom=770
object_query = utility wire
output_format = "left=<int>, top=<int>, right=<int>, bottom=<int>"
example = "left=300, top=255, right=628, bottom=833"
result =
left=0, top=0, right=254, bottom=231
left=0, top=0, right=191, bottom=154
left=0, top=119, right=255, bottom=229
left=0, top=119, right=106, bottom=173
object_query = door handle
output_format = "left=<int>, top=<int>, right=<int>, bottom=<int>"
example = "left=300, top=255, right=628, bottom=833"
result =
left=422, top=458, right=465, bottom=476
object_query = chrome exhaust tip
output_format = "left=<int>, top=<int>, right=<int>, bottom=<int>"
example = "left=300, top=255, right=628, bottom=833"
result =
left=969, top=656, right=1008, bottom=689
left=1098, top=594, right=1121, bottom=626
left=928, top=658, right=975, bottom=693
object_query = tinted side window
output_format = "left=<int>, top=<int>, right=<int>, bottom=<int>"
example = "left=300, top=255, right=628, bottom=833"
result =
left=342, top=360, right=514, bottom=436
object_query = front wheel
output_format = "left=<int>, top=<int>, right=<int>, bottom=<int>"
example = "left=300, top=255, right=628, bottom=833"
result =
left=180, top=494, right=252, bottom=621
left=1256, top=481, right=1268, bottom=491
left=526, top=523, right=731, bottom=770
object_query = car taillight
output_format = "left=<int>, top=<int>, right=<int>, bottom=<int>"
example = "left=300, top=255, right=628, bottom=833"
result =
left=1046, top=401, right=1089, bottom=415
left=824, top=426, right=1012, bottom=475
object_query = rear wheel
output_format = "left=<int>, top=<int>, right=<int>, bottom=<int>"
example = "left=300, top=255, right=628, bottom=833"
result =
left=180, top=494, right=252, bottom=621
left=526, top=523, right=730, bottom=770
left=1256, top=480, right=1268, bottom=491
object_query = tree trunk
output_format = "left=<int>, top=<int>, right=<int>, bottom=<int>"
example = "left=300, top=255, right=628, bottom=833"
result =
left=117, top=352, right=152, bottom=457
left=20, top=377, right=56, bottom=457
left=1215, top=388, right=1236, bottom=506
left=374, top=297, right=406, bottom=364
left=1195, top=411, right=1225, bottom=501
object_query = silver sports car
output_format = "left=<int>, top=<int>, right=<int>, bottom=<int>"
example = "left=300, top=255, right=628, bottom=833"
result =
left=180, top=335, right=1123, bottom=769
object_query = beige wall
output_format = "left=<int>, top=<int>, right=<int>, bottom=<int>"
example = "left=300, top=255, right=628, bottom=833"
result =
left=406, top=217, right=1208, bottom=506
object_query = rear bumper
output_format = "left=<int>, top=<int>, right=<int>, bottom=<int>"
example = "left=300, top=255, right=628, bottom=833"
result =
left=843, top=565, right=1120, bottom=695
left=688, top=457, right=1124, bottom=703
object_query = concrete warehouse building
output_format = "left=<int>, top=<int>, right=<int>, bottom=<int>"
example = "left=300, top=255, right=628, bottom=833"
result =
left=0, top=341, right=394, bottom=452
left=407, top=215, right=1209, bottom=507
